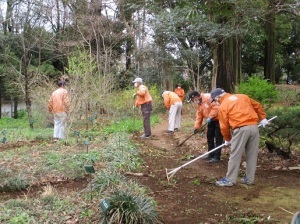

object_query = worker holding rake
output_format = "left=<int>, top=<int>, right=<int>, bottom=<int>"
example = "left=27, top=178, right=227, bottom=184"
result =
left=210, top=88, right=269, bottom=187
left=188, top=91, right=223, bottom=163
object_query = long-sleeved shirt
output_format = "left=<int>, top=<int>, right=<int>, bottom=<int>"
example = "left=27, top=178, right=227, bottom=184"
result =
left=48, top=87, right=70, bottom=114
left=218, top=93, right=267, bottom=141
left=162, top=91, right=182, bottom=110
left=174, top=87, right=185, bottom=102
left=135, top=84, right=152, bottom=107
left=194, top=93, right=219, bottom=129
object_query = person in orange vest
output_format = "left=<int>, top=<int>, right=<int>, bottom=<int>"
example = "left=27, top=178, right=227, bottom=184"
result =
left=188, top=91, right=223, bottom=163
left=132, top=77, right=153, bottom=139
left=174, top=84, right=185, bottom=102
left=210, top=88, right=269, bottom=187
left=161, top=90, right=183, bottom=134
left=48, top=80, right=70, bottom=142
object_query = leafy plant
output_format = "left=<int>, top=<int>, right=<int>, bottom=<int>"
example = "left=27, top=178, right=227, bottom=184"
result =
left=101, top=188, right=161, bottom=224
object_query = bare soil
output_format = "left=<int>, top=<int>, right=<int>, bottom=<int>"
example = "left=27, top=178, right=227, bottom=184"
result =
left=131, top=112, right=300, bottom=224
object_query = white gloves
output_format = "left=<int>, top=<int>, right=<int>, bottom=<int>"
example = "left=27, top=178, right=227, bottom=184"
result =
left=224, top=140, right=231, bottom=146
left=132, top=93, right=137, bottom=99
left=260, top=118, right=269, bottom=128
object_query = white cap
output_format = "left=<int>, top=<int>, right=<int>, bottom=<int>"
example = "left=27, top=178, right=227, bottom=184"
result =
left=132, top=77, right=143, bottom=83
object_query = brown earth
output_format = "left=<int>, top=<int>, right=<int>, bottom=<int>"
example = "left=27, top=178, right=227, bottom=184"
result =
left=131, top=111, right=300, bottom=224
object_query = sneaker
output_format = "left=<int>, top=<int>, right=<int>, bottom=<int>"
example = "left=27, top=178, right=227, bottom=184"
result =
left=240, top=176, right=253, bottom=185
left=174, top=128, right=179, bottom=132
left=209, top=158, right=220, bottom=163
left=164, top=130, right=174, bottom=134
left=201, top=154, right=212, bottom=160
left=140, top=134, right=151, bottom=139
left=216, top=177, right=234, bottom=187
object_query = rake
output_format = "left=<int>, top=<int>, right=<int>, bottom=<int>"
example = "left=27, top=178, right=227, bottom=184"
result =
left=166, top=116, right=277, bottom=181
left=166, top=143, right=225, bottom=181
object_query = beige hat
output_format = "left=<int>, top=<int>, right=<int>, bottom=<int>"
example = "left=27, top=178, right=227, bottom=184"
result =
left=132, top=77, right=143, bottom=83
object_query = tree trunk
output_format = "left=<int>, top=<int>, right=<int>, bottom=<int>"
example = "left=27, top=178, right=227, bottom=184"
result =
left=211, top=44, right=218, bottom=90
left=216, top=39, right=235, bottom=93
left=13, top=97, right=18, bottom=119
left=264, top=0, right=276, bottom=82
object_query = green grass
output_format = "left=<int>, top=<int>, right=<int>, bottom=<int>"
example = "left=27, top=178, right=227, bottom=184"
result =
left=102, top=113, right=160, bottom=134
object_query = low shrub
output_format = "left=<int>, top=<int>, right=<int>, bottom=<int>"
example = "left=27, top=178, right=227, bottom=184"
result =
left=236, top=76, right=279, bottom=107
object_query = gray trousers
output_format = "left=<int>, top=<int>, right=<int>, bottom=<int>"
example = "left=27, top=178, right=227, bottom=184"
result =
left=141, top=102, right=152, bottom=136
left=226, top=124, right=259, bottom=184
left=168, top=102, right=183, bottom=131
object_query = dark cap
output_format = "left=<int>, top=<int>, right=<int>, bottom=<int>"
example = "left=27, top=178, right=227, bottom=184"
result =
left=58, top=80, right=66, bottom=87
left=210, top=88, right=225, bottom=102
left=188, top=91, right=200, bottom=102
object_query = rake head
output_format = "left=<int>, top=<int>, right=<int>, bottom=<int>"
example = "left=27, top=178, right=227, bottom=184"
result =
left=165, top=167, right=180, bottom=182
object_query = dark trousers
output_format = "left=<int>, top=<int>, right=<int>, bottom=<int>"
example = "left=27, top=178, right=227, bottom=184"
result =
left=207, top=120, right=223, bottom=159
left=141, top=102, right=152, bottom=136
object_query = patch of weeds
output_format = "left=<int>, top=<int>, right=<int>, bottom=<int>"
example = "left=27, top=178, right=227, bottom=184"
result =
left=90, top=168, right=127, bottom=194
left=5, top=199, right=30, bottom=209
left=192, top=179, right=201, bottom=186
left=0, top=175, right=29, bottom=191
left=226, top=209, right=270, bottom=224
left=159, top=178, right=177, bottom=188
left=0, top=167, right=12, bottom=178
left=41, top=184, right=58, bottom=205
left=186, top=154, right=195, bottom=160
left=80, top=208, right=93, bottom=218
left=101, top=133, right=143, bottom=172
left=9, top=212, right=33, bottom=224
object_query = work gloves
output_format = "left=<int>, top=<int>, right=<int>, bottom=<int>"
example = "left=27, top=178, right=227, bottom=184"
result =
left=260, top=118, right=269, bottom=128
left=206, top=118, right=211, bottom=123
left=132, top=93, right=137, bottom=99
left=224, top=140, right=231, bottom=146
left=193, top=129, right=199, bottom=134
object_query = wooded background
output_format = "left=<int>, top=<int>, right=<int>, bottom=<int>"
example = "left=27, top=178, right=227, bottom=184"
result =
left=0, top=0, right=300, bottom=122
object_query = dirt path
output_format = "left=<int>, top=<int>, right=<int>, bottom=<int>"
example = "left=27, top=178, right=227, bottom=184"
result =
left=132, top=113, right=300, bottom=224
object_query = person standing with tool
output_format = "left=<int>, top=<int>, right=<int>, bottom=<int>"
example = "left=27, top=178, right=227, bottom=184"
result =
left=210, top=88, right=269, bottom=187
left=188, top=91, right=223, bottom=163
left=132, top=77, right=153, bottom=139
left=48, top=80, right=70, bottom=142
left=161, top=90, right=183, bottom=134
